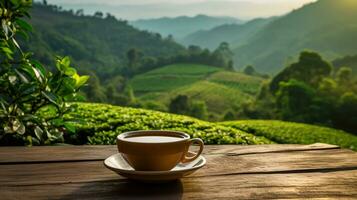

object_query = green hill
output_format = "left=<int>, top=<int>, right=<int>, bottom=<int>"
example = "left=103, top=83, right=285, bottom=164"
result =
left=23, top=3, right=185, bottom=79
left=130, top=63, right=264, bottom=118
left=61, top=103, right=356, bottom=150
left=182, top=17, right=275, bottom=50
left=130, top=64, right=223, bottom=93
left=232, top=0, right=357, bottom=73
left=161, top=81, right=253, bottom=113
left=131, top=15, right=242, bottom=40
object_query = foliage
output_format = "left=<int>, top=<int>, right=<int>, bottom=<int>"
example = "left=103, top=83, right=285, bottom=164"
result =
left=169, top=95, right=190, bottom=115
left=24, top=3, right=185, bottom=80
left=63, top=103, right=272, bottom=145
left=270, top=51, right=332, bottom=92
left=0, top=0, right=88, bottom=145
left=221, top=120, right=357, bottom=151
left=333, top=54, right=357, bottom=75
left=247, top=51, right=357, bottom=134
left=243, top=65, right=256, bottom=75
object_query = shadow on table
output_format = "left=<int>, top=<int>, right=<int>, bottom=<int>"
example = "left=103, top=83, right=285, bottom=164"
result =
left=64, top=179, right=183, bottom=200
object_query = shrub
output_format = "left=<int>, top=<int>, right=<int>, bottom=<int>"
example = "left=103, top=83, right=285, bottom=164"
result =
left=221, top=120, right=357, bottom=150
left=0, top=0, right=88, bottom=145
left=64, top=103, right=273, bottom=145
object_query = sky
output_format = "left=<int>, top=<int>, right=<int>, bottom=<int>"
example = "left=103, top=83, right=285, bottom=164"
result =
left=45, top=0, right=317, bottom=20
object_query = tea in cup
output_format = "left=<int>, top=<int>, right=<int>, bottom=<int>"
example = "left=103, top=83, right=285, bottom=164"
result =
left=117, top=130, right=204, bottom=171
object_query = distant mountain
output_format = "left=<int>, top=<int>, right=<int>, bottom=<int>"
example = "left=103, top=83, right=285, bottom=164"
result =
left=23, top=3, right=185, bottom=79
left=232, top=0, right=357, bottom=73
left=130, top=15, right=242, bottom=40
left=182, top=17, right=275, bottom=50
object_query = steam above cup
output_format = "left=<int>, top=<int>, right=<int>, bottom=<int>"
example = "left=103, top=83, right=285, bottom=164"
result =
left=117, top=130, right=204, bottom=171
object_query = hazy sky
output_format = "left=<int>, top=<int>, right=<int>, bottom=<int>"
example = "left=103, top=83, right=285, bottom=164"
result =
left=45, top=0, right=316, bottom=20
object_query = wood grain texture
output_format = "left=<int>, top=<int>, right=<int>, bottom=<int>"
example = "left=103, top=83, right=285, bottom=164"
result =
left=0, top=144, right=356, bottom=200
left=1, top=171, right=356, bottom=200
left=0, top=143, right=338, bottom=164
left=0, top=148, right=355, bottom=186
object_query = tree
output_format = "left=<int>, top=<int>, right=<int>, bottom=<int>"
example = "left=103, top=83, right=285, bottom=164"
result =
left=127, top=48, right=139, bottom=67
left=243, top=65, right=256, bottom=75
left=82, top=71, right=106, bottom=103
left=223, top=110, right=236, bottom=121
left=0, top=0, right=88, bottom=145
left=336, top=67, right=352, bottom=86
left=94, top=11, right=103, bottom=18
left=333, top=92, right=357, bottom=134
left=169, top=95, right=190, bottom=115
left=76, top=9, right=84, bottom=16
left=270, top=51, right=332, bottom=92
left=276, top=79, right=316, bottom=122
left=190, top=101, right=208, bottom=120
left=213, top=42, right=234, bottom=70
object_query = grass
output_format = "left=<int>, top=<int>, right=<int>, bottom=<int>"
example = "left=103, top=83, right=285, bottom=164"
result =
left=220, top=120, right=357, bottom=150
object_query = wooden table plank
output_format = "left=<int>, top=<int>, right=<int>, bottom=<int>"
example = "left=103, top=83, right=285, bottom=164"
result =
left=0, top=143, right=339, bottom=164
left=1, top=170, right=356, bottom=200
left=1, top=148, right=356, bottom=186
left=0, top=144, right=355, bottom=200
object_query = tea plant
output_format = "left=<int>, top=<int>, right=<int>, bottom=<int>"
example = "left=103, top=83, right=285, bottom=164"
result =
left=0, top=0, right=88, bottom=145
left=221, top=120, right=357, bottom=150
left=64, top=103, right=273, bottom=145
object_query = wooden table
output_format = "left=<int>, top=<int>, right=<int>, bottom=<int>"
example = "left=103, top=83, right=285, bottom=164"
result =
left=0, top=143, right=356, bottom=199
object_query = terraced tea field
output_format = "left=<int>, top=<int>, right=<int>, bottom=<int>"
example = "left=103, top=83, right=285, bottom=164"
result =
left=130, top=63, right=264, bottom=117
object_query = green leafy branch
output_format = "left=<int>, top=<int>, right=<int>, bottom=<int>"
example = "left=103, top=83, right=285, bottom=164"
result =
left=0, top=0, right=89, bottom=145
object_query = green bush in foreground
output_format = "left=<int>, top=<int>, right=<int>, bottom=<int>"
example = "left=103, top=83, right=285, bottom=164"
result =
left=64, top=103, right=272, bottom=145
left=220, top=120, right=357, bottom=150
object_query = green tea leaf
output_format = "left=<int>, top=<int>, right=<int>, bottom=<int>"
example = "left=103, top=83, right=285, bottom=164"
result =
left=64, top=67, right=76, bottom=76
left=61, top=56, right=71, bottom=68
left=42, top=91, right=58, bottom=105
left=16, top=19, right=32, bottom=32
left=34, top=126, right=43, bottom=140
left=76, top=75, right=89, bottom=88
left=64, top=122, right=76, bottom=133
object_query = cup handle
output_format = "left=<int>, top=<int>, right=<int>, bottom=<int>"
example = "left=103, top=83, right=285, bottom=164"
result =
left=181, top=138, right=204, bottom=163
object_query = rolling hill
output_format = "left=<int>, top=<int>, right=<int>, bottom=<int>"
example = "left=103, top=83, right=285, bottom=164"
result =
left=130, top=15, right=242, bottom=40
left=130, top=63, right=264, bottom=118
left=182, top=17, right=275, bottom=50
left=232, top=0, right=357, bottom=73
left=23, top=3, right=185, bottom=79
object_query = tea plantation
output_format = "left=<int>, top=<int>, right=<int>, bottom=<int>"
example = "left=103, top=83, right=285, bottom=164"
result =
left=130, top=63, right=264, bottom=119
left=63, top=103, right=357, bottom=151
left=221, top=120, right=357, bottom=150
left=64, top=103, right=272, bottom=145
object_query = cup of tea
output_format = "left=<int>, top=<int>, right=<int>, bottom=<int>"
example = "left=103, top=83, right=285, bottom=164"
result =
left=117, top=130, right=204, bottom=171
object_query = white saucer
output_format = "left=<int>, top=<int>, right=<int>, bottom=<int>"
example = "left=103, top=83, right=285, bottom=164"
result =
left=104, top=152, right=206, bottom=182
